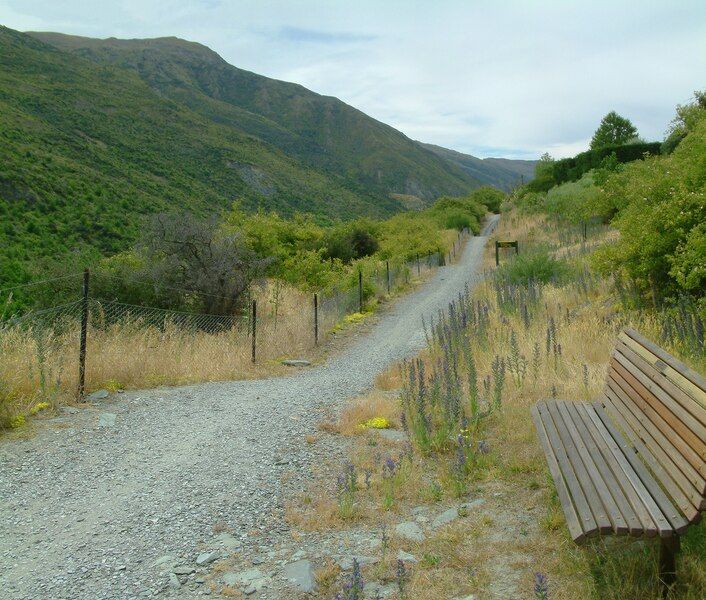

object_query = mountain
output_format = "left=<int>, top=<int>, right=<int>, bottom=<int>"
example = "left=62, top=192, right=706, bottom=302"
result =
left=27, top=31, right=483, bottom=202
left=0, top=26, right=493, bottom=283
left=420, top=143, right=537, bottom=191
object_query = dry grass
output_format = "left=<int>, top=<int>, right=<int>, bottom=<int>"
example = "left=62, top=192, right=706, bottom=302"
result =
left=337, top=390, right=400, bottom=435
left=296, top=210, right=706, bottom=599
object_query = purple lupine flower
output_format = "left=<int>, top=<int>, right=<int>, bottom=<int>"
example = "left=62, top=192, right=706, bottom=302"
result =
left=478, top=440, right=490, bottom=455
left=534, top=572, right=548, bottom=600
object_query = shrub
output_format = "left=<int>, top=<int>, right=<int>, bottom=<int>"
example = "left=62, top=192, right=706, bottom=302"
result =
left=497, top=251, right=570, bottom=285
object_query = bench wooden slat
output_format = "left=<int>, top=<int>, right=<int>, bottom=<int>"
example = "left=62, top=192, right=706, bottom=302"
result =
left=622, top=329, right=706, bottom=409
left=537, top=402, right=598, bottom=541
left=602, top=386, right=703, bottom=520
left=531, top=404, right=586, bottom=542
left=606, top=373, right=706, bottom=500
left=612, top=350, right=706, bottom=469
left=546, top=400, right=613, bottom=534
left=571, top=402, right=647, bottom=536
left=616, top=339, right=706, bottom=432
left=583, top=401, right=668, bottom=536
left=558, top=402, right=630, bottom=534
left=593, top=402, right=691, bottom=534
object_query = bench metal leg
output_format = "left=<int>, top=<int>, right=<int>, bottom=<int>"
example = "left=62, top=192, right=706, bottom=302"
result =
left=659, top=536, right=679, bottom=597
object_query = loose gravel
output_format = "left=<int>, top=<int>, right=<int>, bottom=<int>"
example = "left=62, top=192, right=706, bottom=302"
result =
left=0, top=216, right=497, bottom=599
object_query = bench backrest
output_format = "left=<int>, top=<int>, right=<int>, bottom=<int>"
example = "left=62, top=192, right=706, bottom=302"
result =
left=601, top=328, right=706, bottom=523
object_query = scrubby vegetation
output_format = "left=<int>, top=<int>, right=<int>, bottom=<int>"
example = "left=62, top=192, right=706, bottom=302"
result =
left=0, top=189, right=491, bottom=429
left=287, top=93, right=706, bottom=599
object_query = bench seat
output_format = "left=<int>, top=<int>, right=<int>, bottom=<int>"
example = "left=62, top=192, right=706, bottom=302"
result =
left=532, top=399, right=691, bottom=542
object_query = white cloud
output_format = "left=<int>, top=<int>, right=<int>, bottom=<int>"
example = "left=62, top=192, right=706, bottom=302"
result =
left=1, top=0, right=705, bottom=158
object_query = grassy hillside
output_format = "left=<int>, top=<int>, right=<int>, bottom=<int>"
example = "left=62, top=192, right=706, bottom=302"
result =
left=420, top=142, right=537, bottom=191
left=29, top=32, right=482, bottom=202
left=0, top=27, right=486, bottom=287
left=1, top=26, right=412, bottom=282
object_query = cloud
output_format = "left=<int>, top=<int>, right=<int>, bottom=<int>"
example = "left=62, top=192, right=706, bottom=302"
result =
left=1, top=0, right=705, bottom=159
left=277, top=26, right=375, bottom=44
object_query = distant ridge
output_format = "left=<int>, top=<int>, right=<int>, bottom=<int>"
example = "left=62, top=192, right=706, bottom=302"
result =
left=420, top=143, right=537, bottom=191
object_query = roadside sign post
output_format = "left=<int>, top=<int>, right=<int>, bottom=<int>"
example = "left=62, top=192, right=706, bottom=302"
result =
left=495, top=240, right=519, bottom=266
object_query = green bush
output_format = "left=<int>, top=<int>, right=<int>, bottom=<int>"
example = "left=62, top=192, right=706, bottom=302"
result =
left=552, top=142, right=661, bottom=185
left=497, top=251, right=570, bottom=285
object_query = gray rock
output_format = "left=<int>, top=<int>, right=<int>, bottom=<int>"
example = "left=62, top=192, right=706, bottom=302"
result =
left=460, top=498, right=485, bottom=512
left=396, top=550, right=417, bottom=563
left=88, top=389, right=109, bottom=401
left=196, top=551, right=220, bottom=566
left=168, top=573, right=181, bottom=589
left=337, top=556, right=379, bottom=571
left=97, top=413, right=117, bottom=428
left=284, top=559, right=316, bottom=593
left=431, top=507, right=459, bottom=528
left=223, top=568, right=263, bottom=587
left=150, top=555, right=176, bottom=569
left=395, top=521, right=425, bottom=542
left=377, top=429, right=407, bottom=442
left=172, top=565, right=195, bottom=575
left=62, top=406, right=80, bottom=415
left=251, top=555, right=265, bottom=565
left=411, top=506, right=429, bottom=515
left=215, top=532, right=242, bottom=550
left=281, top=359, right=311, bottom=367
left=364, top=581, right=396, bottom=598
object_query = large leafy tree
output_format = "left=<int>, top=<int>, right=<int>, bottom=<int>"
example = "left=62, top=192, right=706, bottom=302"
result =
left=590, top=111, right=638, bottom=149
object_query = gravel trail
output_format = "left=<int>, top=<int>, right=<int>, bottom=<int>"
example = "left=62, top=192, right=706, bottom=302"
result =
left=0, top=216, right=497, bottom=600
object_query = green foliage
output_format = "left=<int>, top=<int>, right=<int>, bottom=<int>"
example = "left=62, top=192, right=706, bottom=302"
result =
left=525, top=153, right=557, bottom=193
left=543, top=173, right=602, bottom=224
left=0, top=26, right=485, bottom=288
left=466, top=185, right=506, bottom=213
left=497, top=250, right=570, bottom=285
left=551, top=142, right=661, bottom=186
left=590, top=111, right=639, bottom=149
left=592, top=111, right=706, bottom=300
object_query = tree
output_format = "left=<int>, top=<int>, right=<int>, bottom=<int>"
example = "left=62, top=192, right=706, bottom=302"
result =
left=138, top=213, right=271, bottom=315
left=590, top=111, right=638, bottom=149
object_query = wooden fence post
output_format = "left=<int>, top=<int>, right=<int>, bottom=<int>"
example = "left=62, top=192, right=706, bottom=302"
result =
left=386, top=260, right=390, bottom=294
left=77, top=268, right=89, bottom=400
left=358, top=269, right=363, bottom=313
left=251, top=299, right=257, bottom=363
left=314, top=293, right=319, bottom=346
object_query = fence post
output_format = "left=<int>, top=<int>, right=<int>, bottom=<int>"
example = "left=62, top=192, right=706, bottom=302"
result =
left=386, top=260, right=390, bottom=294
left=77, top=268, right=89, bottom=400
left=495, top=241, right=500, bottom=266
left=358, top=269, right=363, bottom=313
left=582, top=221, right=587, bottom=241
left=251, top=299, right=257, bottom=363
left=416, top=253, right=420, bottom=276
left=314, top=293, right=319, bottom=346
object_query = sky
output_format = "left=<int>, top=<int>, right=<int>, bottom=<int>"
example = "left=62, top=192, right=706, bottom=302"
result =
left=1, top=0, right=705, bottom=159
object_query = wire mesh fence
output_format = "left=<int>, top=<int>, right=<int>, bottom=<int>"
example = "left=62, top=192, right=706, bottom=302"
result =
left=0, top=235, right=466, bottom=414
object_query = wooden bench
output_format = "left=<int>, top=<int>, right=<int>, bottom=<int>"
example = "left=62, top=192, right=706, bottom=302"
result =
left=531, top=328, right=706, bottom=595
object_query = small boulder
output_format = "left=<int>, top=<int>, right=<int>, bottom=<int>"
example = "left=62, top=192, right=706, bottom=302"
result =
left=97, top=413, right=117, bottom=428
left=223, top=568, right=263, bottom=587
left=337, top=556, right=379, bottom=571
left=283, top=559, right=316, bottom=593
left=282, top=359, right=311, bottom=367
left=196, top=551, right=220, bottom=566
left=88, top=389, right=109, bottom=401
left=396, top=550, right=417, bottom=563
left=168, top=573, right=181, bottom=589
left=431, top=507, right=459, bottom=529
left=395, top=521, right=425, bottom=542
